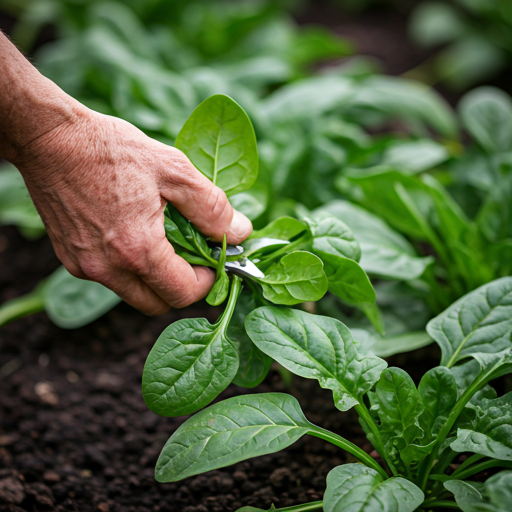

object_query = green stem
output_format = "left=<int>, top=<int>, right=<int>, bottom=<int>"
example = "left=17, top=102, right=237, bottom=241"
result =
left=270, top=501, right=323, bottom=512
left=421, top=500, right=460, bottom=510
left=309, top=427, right=388, bottom=480
left=432, top=449, right=457, bottom=475
left=450, top=454, right=485, bottom=478
left=449, top=459, right=512, bottom=481
left=257, top=233, right=310, bottom=270
left=417, top=369, right=495, bottom=491
left=0, top=286, right=46, bottom=327
left=216, top=275, right=243, bottom=329
left=355, top=403, right=399, bottom=477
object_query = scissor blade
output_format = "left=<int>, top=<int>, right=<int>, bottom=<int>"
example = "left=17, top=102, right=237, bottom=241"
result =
left=225, top=259, right=264, bottom=279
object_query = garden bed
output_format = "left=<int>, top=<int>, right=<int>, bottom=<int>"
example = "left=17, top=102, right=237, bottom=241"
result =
left=0, top=225, right=442, bottom=512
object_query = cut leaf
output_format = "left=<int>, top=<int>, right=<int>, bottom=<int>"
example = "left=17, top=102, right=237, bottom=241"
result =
left=257, top=251, right=328, bottom=305
left=155, top=393, right=314, bottom=482
left=245, top=307, right=387, bottom=411
left=324, top=463, right=424, bottom=512
left=427, top=277, right=512, bottom=367
left=175, top=94, right=258, bottom=195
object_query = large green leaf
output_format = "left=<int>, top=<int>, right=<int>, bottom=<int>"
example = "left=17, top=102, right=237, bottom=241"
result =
left=382, top=139, right=449, bottom=174
left=245, top=307, right=386, bottom=411
left=418, top=367, right=458, bottom=439
left=446, top=471, right=512, bottom=512
left=324, top=464, right=424, bottom=512
left=318, top=251, right=376, bottom=307
left=316, top=200, right=433, bottom=280
left=257, top=251, right=328, bottom=305
left=142, top=310, right=239, bottom=417
left=427, top=278, right=512, bottom=367
left=451, top=389, right=512, bottom=460
left=249, top=216, right=307, bottom=241
left=371, top=368, right=424, bottom=453
left=175, top=94, right=258, bottom=195
left=155, top=393, right=313, bottom=482
left=459, top=87, right=512, bottom=154
left=44, top=267, right=121, bottom=329
left=305, top=211, right=361, bottom=262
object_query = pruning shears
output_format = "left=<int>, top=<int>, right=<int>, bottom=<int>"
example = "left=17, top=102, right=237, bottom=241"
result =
left=209, top=242, right=265, bottom=279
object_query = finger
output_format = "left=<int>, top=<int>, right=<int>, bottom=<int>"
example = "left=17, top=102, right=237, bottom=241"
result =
left=135, top=235, right=216, bottom=308
left=158, top=147, right=252, bottom=244
left=96, top=268, right=171, bottom=316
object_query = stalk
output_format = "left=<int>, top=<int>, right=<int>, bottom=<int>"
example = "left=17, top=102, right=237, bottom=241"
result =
left=216, top=275, right=243, bottom=330
left=309, top=427, right=388, bottom=480
left=256, top=233, right=310, bottom=270
left=0, top=287, right=46, bottom=327
left=269, top=501, right=323, bottom=512
left=421, top=500, right=460, bottom=510
left=355, top=403, right=399, bottom=477
left=448, top=459, right=512, bottom=481
left=450, top=454, right=485, bottom=478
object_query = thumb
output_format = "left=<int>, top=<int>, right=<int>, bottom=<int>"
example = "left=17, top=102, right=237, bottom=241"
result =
left=160, top=149, right=253, bottom=245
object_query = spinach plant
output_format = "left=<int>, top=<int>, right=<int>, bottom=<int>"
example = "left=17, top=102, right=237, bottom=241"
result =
left=0, top=265, right=120, bottom=329
left=151, top=277, right=512, bottom=512
left=142, top=93, right=376, bottom=416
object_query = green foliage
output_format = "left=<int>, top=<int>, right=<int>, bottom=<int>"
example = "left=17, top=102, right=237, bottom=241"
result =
left=148, top=279, right=512, bottom=511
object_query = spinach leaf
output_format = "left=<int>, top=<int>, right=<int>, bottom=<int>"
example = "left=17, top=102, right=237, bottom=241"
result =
left=154, top=393, right=314, bottom=482
left=142, top=277, right=242, bottom=416
left=446, top=471, right=512, bottom=512
left=451, top=389, right=512, bottom=460
left=245, top=307, right=386, bottom=411
left=304, top=211, right=361, bottom=262
left=44, top=266, right=121, bottom=329
left=381, top=139, right=450, bottom=174
left=174, top=94, right=258, bottom=196
left=324, top=464, right=424, bottom=512
left=418, top=367, right=458, bottom=439
left=459, top=87, right=512, bottom=153
left=316, top=200, right=433, bottom=281
left=370, top=368, right=425, bottom=469
left=316, top=251, right=376, bottom=307
left=427, top=277, right=512, bottom=367
left=256, top=251, right=328, bottom=305
left=249, top=216, right=307, bottom=241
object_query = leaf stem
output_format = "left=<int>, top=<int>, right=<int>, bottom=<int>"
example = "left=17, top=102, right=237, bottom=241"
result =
left=448, top=459, right=512, bottom=481
left=268, top=501, right=323, bottom=512
left=0, top=286, right=46, bottom=327
left=217, top=275, right=243, bottom=330
left=354, top=403, right=399, bottom=477
left=450, top=454, right=485, bottom=478
left=309, top=427, right=388, bottom=480
left=420, top=500, right=460, bottom=510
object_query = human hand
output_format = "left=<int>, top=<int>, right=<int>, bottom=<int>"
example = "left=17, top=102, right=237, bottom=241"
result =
left=16, top=106, right=253, bottom=315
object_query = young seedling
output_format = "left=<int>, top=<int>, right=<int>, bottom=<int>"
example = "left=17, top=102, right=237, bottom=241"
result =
left=142, top=94, right=376, bottom=417
left=153, top=277, right=512, bottom=512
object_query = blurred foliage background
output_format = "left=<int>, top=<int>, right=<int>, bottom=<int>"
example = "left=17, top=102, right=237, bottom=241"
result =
left=2, top=0, right=512, bottom=340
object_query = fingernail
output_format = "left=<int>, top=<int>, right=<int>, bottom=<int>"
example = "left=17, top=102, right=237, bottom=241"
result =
left=229, top=210, right=252, bottom=240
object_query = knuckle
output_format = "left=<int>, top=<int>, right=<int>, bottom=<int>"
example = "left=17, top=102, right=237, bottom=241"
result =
left=206, top=187, right=230, bottom=223
left=63, top=262, right=85, bottom=280
left=78, top=259, right=108, bottom=282
left=107, top=236, right=149, bottom=275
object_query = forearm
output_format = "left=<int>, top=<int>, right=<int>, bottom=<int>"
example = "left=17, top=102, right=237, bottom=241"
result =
left=0, top=31, right=85, bottom=167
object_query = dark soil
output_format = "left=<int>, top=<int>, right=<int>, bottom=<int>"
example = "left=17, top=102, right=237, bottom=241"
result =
left=0, top=225, right=450, bottom=512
